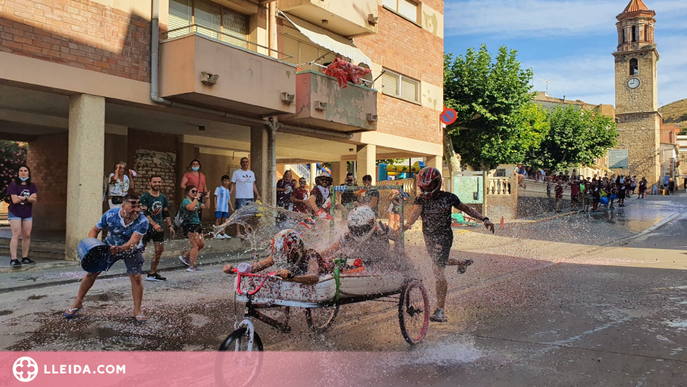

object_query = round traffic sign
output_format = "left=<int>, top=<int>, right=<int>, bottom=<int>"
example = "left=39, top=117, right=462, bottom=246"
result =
left=440, top=107, right=457, bottom=125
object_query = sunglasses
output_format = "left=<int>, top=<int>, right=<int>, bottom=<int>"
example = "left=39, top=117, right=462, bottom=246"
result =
left=190, top=190, right=198, bottom=194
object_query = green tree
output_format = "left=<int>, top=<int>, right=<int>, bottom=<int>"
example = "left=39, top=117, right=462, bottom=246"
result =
left=0, top=141, right=28, bottom=196
left=444, top=45, right=541, bottom=171
left=526, top=106, right=618, bottom=172
left=376, top=158, right=406, bottom=166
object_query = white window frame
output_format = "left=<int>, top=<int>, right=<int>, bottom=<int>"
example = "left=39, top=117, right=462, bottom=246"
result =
left=382, top=0, right=419, bottom=24
left=381, top=69, right=420, bottom=104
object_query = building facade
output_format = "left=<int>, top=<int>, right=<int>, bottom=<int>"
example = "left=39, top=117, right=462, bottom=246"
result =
left=0, top=0, right=445, bottom=258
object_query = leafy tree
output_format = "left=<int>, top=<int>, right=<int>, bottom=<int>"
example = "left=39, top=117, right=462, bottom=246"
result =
left=0, top=141, right=28, bottom=196
left=526, top=106, right=618, bottom=172
left=376, top=158, right=406, bottom=166
left=444, top=45, right=541, bottom=171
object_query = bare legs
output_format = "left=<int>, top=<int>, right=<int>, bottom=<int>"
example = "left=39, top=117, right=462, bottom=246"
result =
left=9, top=219, right=32, bottom=260
left=431, top=263, right=448, bottom=310
left=187, top=232, right=205, bottom=267
left=67, top=271, right=144, bottom=317
left=149, top=241, right=163, bottom=274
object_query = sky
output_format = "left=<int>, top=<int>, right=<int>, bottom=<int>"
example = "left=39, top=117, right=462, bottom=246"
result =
left=443, top=0, right=687, bottom=107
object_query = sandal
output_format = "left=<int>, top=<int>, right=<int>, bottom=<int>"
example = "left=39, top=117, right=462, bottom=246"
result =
left=456, top=259, right=474, bottom=274
left=134, top=315, right=148, bottom=323
left=63, top=307, right=82, bottom=319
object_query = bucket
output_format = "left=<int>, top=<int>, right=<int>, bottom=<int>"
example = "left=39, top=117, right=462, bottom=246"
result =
left=77, top=238, right=111, bottom=273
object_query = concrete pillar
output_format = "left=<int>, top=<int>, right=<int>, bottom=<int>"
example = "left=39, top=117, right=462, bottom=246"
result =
left=66, top=94, right=105, bottom=260
left=250, top=126, right=268, bottom=201
left=266, top=124, right=277, bottom=206
left=330, top=161, right=348, bottom=186
left=356, top=145, right=376, bottom=185
left=426, top=155, right=444, bottom=193
left=309, top=162, right=317, bottom=189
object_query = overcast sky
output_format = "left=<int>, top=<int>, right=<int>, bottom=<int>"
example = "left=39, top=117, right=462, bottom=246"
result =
left=443, top=0, right=687, bottom=107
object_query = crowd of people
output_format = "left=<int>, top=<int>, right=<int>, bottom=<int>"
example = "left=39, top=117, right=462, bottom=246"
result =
left=550, top=173, right=648, bottom=213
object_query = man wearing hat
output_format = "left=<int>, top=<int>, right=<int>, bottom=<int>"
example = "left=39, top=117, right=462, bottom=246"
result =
left=64, top=194, right=150, bottom=323
left=309, top=173, right=333, bottom=218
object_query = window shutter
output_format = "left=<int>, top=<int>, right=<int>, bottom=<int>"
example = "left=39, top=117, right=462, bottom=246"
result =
left=168, top=0, right=191, bottom=39
left=398, top=0, right=417, bottom=21
left=400, top=77, right=419, bottom=102
left=282, top=35, right=299, bottom=64
left=222, top=8, right=248, bottom=48
left=381, top=72, right=399, bottom=97
left=194, top=0, right=221, bottom=40
left=382, top=0, right=397, bottom=11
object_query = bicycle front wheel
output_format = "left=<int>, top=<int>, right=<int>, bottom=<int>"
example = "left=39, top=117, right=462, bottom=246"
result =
left=215, top=328, right=263, bottom=387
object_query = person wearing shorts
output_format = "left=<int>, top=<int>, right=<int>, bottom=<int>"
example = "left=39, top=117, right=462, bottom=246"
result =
left=404, top=167, right=494, bottom=323
left=179, top=185, right=209, bottom=272
left=64, top=194, right=150, bottom=322
left=214, top=175, right=234, bottom=239
left=231, top=157, right=261, bottom=238
left=140, top=175, right=174, bottom=281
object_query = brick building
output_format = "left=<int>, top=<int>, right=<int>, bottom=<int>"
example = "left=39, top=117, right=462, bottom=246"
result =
left=0, top=0, right=445, bottom=258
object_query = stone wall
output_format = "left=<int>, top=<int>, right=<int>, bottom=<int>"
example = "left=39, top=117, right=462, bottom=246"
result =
left=614, top=112, right=661, bottom=184
left=132, top=149, right=177, bottom=209
left=26, top=133, right=68, bottom=230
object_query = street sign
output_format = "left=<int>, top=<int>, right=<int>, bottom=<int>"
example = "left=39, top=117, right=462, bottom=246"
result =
left=609, top=149, right=629, bottom=169
left=440, top=105, right=457, bottom=125
left=453, top=175, right=483, bottom=204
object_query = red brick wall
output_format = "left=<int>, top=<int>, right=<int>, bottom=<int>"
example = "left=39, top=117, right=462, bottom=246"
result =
left=26, top=133, right=68, bottom=230
left=355, top=5, right=444, bottom=144
left=0, top=0, right=150, bottom=82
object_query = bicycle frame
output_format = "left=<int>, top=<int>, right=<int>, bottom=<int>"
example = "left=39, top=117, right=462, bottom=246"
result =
left=234, top=271, right=292, bottom=334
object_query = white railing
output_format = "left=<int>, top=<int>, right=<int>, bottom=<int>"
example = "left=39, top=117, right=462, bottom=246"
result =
left=297, top=164, right=311, bottom=182
left=487, top=177, right=512, bottom=196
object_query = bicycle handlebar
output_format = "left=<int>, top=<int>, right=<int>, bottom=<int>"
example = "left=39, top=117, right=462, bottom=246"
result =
left=231, top=269, right=279, bottom=296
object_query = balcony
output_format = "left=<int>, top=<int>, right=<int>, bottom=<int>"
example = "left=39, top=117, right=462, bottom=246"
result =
left=159, top=27, right=297, bottom=116
left=278, top=0, right=378, bottom=37
left=281, top=70, right=377, bottom=132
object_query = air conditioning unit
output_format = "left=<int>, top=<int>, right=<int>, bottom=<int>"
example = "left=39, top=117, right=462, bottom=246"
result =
left=280, top=92, right=295, bottom=105
left=366, top=113, right=378, bottom=122
left=200, top=71, right=219, bottom=85
left=315, top=101, right=328, bottom=111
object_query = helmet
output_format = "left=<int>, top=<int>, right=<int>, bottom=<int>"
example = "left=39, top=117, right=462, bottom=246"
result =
left=270, top=229, right=304, bottom=267
left=417, top=167, right=442, bottom=199
left=347, top=206, right=376, bottom=240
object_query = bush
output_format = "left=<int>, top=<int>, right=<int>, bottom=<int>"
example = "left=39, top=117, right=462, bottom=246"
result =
left=0, top=141, right=28, bottom=196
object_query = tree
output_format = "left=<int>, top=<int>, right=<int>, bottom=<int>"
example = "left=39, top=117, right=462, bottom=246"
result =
left=0, top=141, right=28, bottom=196
left=526, top=106, right=618, bottom=172
left=444, top=45, right=541, bottom=171
left=376, top=158, right=406, bottom=166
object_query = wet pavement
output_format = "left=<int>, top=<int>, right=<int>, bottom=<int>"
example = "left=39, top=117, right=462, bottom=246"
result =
left=2, top=194, right=687, bottom=385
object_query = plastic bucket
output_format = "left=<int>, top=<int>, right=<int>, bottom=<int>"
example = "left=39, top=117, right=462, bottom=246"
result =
left=77, top=238, right=111, bottom=273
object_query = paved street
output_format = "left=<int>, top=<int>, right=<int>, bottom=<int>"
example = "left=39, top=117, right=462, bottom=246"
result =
left=2, top=194, right=687, bottom=386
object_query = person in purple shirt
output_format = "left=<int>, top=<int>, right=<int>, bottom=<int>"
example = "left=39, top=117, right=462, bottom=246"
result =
left=7, top=165, right=38, bottom=268
left=64, top=194, right=150, bottom=323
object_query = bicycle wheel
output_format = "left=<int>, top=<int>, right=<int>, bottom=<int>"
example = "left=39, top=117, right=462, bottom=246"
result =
left=215, top=328, right=263, bottom=387
left=398, top=279, right=429, bottom=345
left=305, top=304, right=339, bottom=333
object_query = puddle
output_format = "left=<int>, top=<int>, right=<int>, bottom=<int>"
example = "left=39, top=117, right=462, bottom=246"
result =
left=0, top=310, right=13, bottom=316
left=28, top=295, right=47, bottom=300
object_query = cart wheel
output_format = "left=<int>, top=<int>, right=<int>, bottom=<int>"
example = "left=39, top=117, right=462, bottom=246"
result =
left=398, top=279, right=429, bottom=345
left=215, top=328, right=263, bottom=387
left=305, top=304, right=339, bottom=333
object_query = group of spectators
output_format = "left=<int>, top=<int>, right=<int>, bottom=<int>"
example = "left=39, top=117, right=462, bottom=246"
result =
left=551, top=173, right=648, bottom=213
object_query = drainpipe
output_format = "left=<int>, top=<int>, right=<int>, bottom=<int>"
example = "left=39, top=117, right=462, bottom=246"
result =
left=267, top=118, right=279, bottom=206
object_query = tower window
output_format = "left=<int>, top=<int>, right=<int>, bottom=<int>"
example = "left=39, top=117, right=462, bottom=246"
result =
left=645, top=26, right=650, bottom=42
left=622, top=29, right=626, bottom=43
left=631, top=26, right=637, bottom=42
left=629, top=58, right=638, bottom=75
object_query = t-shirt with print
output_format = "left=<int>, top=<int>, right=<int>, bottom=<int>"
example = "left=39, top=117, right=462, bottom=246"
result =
left=139, top=191, right=169, bottom=228
left=7, top=182, right=37, bottom=219
left=291, top=187, right=309, bottom=213
left=214, top=186, right=231, bottom=213
left=108, top=174, right=130, bottom=196
left=96, top=208, right=149, bottom=249
left=362, top=188, right=380, bottom=214
left=413, top=191, right=462, bottom=239
left=232, top=169, right=256, bottom=199
left=276, top=179, right=294, bottom=207
left=180, top=198, right=201, bottom=225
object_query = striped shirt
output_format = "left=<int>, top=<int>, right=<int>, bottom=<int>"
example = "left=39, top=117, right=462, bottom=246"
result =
left=214, top=186, right=231, bottom=212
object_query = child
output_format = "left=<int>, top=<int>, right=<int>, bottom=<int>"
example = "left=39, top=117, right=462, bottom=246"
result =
left=583, top=184, right=592, bottom=213
left=214, top=175, right=234, bottom=239
left=608, top=184, right=617, bottom=210
left=387, top=189, right=406, bottom=231
left=592, top=181, right=601, bottom=211
left=555, top=179, right=564, bottom=213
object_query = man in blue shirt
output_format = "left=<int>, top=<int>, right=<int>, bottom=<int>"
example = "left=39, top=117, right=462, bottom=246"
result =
left=64, top=194, right=150, bottom=322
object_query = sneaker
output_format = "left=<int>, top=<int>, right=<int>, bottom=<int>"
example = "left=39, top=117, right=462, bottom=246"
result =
left=457, top=259, right=473, bottom=274
left=429, top=308, right=448, bottom=323
left=187, top=266, right=200, bottom=272
left=222, top=234, right=231, bottom=239
left=10, top=259, right=21, bottom=268
left=146, top=272, right=167, bottom=281
left=20, top=257, right=36, bottom=265
left=179, top=255, right=190, bottom=266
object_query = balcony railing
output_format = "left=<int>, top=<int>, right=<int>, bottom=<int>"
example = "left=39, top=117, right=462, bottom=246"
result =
left=162, top=24, right=293, bottom=62
left=299, top=61, right=375, bottom=89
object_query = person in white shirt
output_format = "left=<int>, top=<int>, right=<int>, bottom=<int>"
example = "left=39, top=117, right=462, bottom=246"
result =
left=214, top=175, right=234, bottom=239
left=107, top=161, right=135, bottom=209
left=230, top=157, right=262, bottom=238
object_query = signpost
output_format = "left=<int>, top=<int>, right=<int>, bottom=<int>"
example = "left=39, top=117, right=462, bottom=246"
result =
left=440, top=105, right=457, bottom=125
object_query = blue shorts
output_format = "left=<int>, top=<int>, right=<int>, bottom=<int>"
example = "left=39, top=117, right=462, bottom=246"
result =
left=215, top=211, right=230, bottom=219
left=8, top=212, right=32, bottom=221
left=106, top=250, right=144, bottom=275
left=235, top=199, right=253, bottom=210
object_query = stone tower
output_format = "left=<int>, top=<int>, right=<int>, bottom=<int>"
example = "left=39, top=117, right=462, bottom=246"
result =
left=613, top=0, right=661, bottom=183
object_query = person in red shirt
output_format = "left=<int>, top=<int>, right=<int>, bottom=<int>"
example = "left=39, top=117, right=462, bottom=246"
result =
left=555, top=179, right=564, bottom=213
left=290, top=178, right=310, bottom=214
left=568, top=175, right=581, bottom=212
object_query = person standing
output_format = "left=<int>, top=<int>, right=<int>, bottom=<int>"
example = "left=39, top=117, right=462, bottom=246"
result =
left=403, top=167, right=494, bottom=323
left=64, top=194, right=149, bottom=322
left=107, top=161, right=134, bottom=209
left=309, top=173, right=333, bottom=218
left=7, top=165, right=37, bottom=268
left=179, top=186, right=209, bottom=272
left=180, top=159, right=207, bottom=218
left=336, top=173, right=359, bottom=219
left=638, top=177, right=647, bottom=198
left=276, top=170, right=295, bottom=210
left=568, top=175, right=580, bottom=212
left=231, top=157, right=261, bottom=238
left=140, top=175, right=174, bottom=281
left=360, top=174, right=379, bottom=216
left=291, top=177, right=310, bottom=214
left=214, top=175, right=234, bottom=239
left=555, top=179, right=564, bottom=213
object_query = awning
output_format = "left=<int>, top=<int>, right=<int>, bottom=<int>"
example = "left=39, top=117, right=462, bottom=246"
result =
left=279, top=11, right=372, bottom=66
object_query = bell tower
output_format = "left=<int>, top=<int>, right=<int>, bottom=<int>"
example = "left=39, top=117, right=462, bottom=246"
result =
left=613, top=0, right=661, bottom=183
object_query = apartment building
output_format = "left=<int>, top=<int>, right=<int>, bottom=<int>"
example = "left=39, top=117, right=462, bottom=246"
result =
left=0, top=0, right=444, bottom=258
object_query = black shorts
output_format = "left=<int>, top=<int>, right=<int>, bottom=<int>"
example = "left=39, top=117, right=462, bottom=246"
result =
left=183, top=223, right=203, bottom=237
left=143, top=229, right=165, bottom=243
left=424, top=234, right=453, bottom=268
left=571, top=196, right=580, bottom=204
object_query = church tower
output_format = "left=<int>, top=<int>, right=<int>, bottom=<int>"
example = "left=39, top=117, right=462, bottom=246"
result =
left=613, top=0, right=661, bottom=183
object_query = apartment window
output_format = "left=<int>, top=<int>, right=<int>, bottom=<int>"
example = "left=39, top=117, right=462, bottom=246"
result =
left=281, top=26, right=336, bottom=69
left=383, top=0, right=418, bottom=23
left=168, top=0, right=249, bottom=48
left=381, top=69, right=420, bottom=103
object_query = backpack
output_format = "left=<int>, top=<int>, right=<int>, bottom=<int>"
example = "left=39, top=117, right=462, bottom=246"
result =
left=174, top=210, right=184, bottom=227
